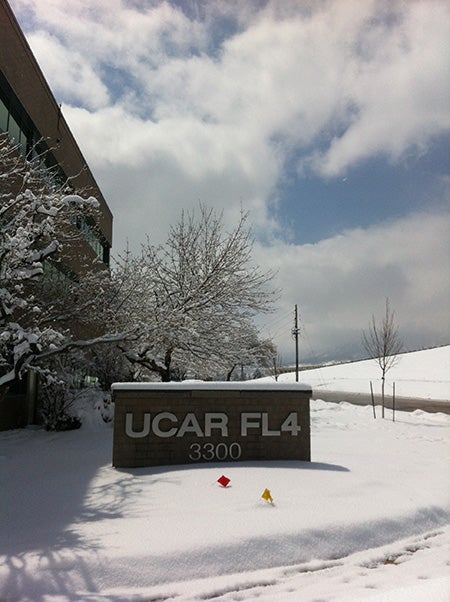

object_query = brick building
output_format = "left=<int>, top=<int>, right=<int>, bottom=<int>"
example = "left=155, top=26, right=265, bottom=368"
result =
left=0, top=0, right=113, bottom=428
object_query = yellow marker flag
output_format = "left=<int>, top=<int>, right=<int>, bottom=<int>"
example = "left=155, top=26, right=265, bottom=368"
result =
left=261, top=488, right=274, bottom=504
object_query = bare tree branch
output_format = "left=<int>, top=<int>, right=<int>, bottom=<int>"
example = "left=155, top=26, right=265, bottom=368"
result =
left=111, top=204, right=278, bottom=381
left=362, top=297, right=403, bottom=418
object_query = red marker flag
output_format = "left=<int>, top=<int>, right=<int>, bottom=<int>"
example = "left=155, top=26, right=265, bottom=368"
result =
left=217, top=475, right=231, bottom=488
left=261, top=488, right=274, bottom=504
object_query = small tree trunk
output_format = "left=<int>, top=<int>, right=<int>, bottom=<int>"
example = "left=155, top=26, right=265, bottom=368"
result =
left=160, top=370, right=171, bottom=382
left=160, top=347, right=173, bottom=382
left=226, top=365, right=236, bottom=381
left=370, top=380, right=376, bottom=419
left=381, top=373, right=385, bottom=419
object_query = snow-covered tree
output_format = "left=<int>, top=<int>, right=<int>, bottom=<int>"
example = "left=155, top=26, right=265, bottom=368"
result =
left=224, top=322, right=276, bottom=381
left=0, top=135, right=123, bottom=399
left=88, top=342, right=137, bottom=391
left=113, top=206, right=277, bottom=381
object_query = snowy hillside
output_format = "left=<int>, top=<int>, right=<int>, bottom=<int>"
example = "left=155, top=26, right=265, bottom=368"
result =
left=0, top=346, right=449, bottom=601
left=273, top=345, right=450, bottom=400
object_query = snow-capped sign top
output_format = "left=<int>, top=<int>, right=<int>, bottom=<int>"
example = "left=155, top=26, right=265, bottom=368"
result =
left=111, top=381, right=312, bottom=392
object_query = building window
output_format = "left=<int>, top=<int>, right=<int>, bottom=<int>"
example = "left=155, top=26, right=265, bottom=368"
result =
left=7, top=112, right=27, bottom=155
left=0, top=72, right=65, bottom=176
left=0, top=97, right=8, bottom=132
left=102, top=243, right=110, bottom=266
left=43, top=259, right=78, bottom=283
left=72, top=213, right=109, bottom=264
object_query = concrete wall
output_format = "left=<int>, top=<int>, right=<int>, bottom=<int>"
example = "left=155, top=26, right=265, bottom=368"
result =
left=112, top=384, right=312, bottom=468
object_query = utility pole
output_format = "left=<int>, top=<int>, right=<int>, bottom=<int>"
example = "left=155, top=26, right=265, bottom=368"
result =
left=292, top=304, right=300, bottom=382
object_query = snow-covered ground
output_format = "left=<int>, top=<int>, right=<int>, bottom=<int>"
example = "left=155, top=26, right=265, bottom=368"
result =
left=1, top=346, right=449, bottom=601
left=274, top=345, right=450, bottom=401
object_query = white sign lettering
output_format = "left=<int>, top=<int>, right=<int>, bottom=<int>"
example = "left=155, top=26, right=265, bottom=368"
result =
left=125, top=411, right=301, bottom=439
left=125, top=412, right=151, bottom=438
left=125, top=412, right=229, bottom=439
left=204, top=412, right=228, bottom=437
left=152, top=412, right=178, bottom=438
left=240, top=412, right=301, bottom=436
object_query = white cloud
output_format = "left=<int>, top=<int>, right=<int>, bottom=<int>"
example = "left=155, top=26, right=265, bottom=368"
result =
left=257, top=207, right=450, bottom=361
left=16, top=0, right=209, bottom=73
left=63, top=103, right=281, bottom=249
left=309, top=1, right=450, bottom=176
left=26, top=31, right=110, bottom=110
left=9, top=0, right=450, bottom=358
left=16, top=0, right=450, bottom=179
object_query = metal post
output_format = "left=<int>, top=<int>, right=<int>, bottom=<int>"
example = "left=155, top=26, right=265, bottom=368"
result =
left=26, top=369, right=38, bottom=425
left=292, top=304, right=300, bottom=382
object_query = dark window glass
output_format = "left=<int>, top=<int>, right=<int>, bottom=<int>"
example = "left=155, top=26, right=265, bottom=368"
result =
left=0, top=97, right=8, bottom=132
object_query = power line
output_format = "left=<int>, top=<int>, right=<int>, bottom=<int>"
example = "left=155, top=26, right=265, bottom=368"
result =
left=260, top=309, right=293, bottom=332
left=296, top=307, right=327, bottom=388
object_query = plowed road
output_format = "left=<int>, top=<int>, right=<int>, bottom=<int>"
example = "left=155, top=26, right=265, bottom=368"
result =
left=311, top=390, right=450, bottom=414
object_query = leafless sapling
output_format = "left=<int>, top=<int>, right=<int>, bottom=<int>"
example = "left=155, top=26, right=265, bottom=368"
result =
left=362, top=298, right=403, bottom=418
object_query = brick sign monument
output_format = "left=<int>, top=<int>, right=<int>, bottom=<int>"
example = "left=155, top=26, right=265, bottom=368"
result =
left=111, top=382, right=312, bottom=468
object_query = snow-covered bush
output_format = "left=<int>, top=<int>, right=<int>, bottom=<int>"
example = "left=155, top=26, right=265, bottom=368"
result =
left=39, top=380, right=82, bottom=431
left=37, top=355, right=86, bottom=430
left=93, top=394, right=114, bottom=423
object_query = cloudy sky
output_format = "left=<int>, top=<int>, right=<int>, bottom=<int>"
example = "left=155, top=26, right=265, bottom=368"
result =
left=10, top=0, right=450, bottom=363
